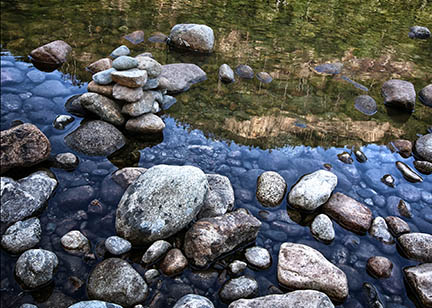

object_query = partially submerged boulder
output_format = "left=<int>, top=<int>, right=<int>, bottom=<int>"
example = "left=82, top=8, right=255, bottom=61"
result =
left=160, top=63, right=207, bottom=94
left=169, top=24, right=215, bottom=53
left=30, top=40, right=71, bottom=65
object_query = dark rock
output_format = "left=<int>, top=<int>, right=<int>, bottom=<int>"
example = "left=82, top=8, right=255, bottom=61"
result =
left=160, top=248, right=188, bottom=276
left=15, top=249, right=58, bottom=288
left=414, top=160, right=432, bottom=174
left=367, top=256, right=393, bottom=278
left=397, top=199, right=412, bottom=218
left=53, top=115, right=74, bottom=130
left=65, top=94, right=92, bottom=117
left=354, top=95, right=377, bottom=115
left=388, top=139, right=412, bottom=158
left=29, top=40, right=71, bottom=64
left=235, top=65, right=254, bottom=79
left=362, top=283, right=384, bottom=308
left=1, top=217, right=42, bottom=254
left=409, top=26, right=431, bottom=39
left=219, top=64, right=235, bottom=83
left=404, top=263, right=432, bottom=308
left=382, top=79, right=416, bottom=111
left=354, top=149, right=367, bottom=162
left=220, top=276, right=258, bottom=302
left=385, top=216, right=410, bottom=236
left=160, top=63, right=207, bottom=94
left=169, top=24, right=215, bottom=53
left=395, top=161, right=423, bottom=183
left=419, top=84, right=432, bottom=107
left=337, top=152, right=353, bottom=164
left=87, top=58, right=113, bottom=73
left=398, top=233, right=432, bottom=262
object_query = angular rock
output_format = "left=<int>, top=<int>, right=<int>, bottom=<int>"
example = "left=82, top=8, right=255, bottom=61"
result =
left=125, top=113, right=165, bottom=134
left=68, top=301, right=123, bottom=308
left=244, top=247, right=271, bottom=269
left=228, top=290, right=335, bottom=308
left=110, top=45, right=130, bottom=58
left=385, top=216, right=410, bottom=236
left=414, top=160, right=432, bottom=175
left=15, top=249, right=58, bottom=288
left=1, top=218, right=42, bottom=254
left=323, top=192, right=372, bottom=234
left=382, top=79, right=416, bottom=111
left=93, top=68, right=116, bottom=85
left=88, top=81, right=114, bottom=98
left=367, top=256, right=393, bottom=278
left=220, top=276, right=258, bottom=303
left=169, top=24, right=215, bottom=53
left=369, top=217, right=394, bottom=244
left=398, top=199, right=412, bottom=218
left=105, top=236, right=131, bottom=255
left=396, top=161, right=423, bottom=183
left=288, top=170, right=337, bottom=211
left=61, top=230, right=91, bottom=256
left=1, top=171, right=57, bottom=226
left=160, top=63, right=207, bottom=94
left=173, top=294, right=214, bottom=308
left=256, top=171, right=287, bottom=207
left=123, top=30, right=145, bottom=44
left=87, top=258, right=148, bottom=307
left=1, top=123, right=51, bottom=174
left=79, top=92, right=124, bottom=126
left=121, top=91, right=155, bottom=117
left=419, top=84, right=432, bottom=107
left=409, top=26, right=431, bottom=39
left=143, top=77, right=159, bottom=90
left=404, top=263, right=432, bottom=308
left=30, top=40, right=71, bottom=64
left=184, top=209, right=261, bottom=267
left=87, top=58, right=113, bottom=73
left=116, top=165, right=208, bottom=245
left=311, top=213, right=335, bottom=242
left=141, top=240, right=172, bottom=264
left=388, top=139, right=412, bottom=158
left=277, top=242, right=348, bottom=302
left=398, top=233, right=432, bottom=262
left=112, top=56, right=138, bottom=71
left=160, top=248, right=188, bottom=276
left=113, top=84, right=144, bottom=103
left=111, top=69, right=147, bottom=88
left=415, top=133, right=432, bottom=162
left=219, top=64, right=235, bottom=83
left=198, top=174, right=234, bottom=219
left=111, top=167, right=147, bottom=189
left=136, top=56, right=162, bottom=79
left=65, top=120, right=126, bottom=156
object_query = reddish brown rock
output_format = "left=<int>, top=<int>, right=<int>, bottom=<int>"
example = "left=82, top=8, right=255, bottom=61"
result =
left=322, top=192, right=372, bottom=234
left=30, top=40, right=72, bottom=64
left=385, top=216, right=410, bottom=237
left=87, top=58, right=113, bottom=73
left=87, top=81, right=114, bottom=98
left=160, top=248, right=188, bottom=276
left=1, top=123, right=51, bottom=174
left=367, top=256, right=393, bottom=278
left=388, top=139, right=412, bottom=158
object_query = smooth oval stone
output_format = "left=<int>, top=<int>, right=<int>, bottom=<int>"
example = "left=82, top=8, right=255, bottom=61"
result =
left=354, top=149, right=367, bottom=162
left=93, top=68, right=116, bottom=85
left=398, top=233, right=432, bottom=262
left=235, top=65, right=254, bottom=79
left=311, top=214, right=335, bottom=242
left=148, top=32, right=168, bottom=43
left=414, top=160, right=432, bottom=175
left=123, top=30, right=145, bottom=44
left=112, top=56, right=138, bottom=71
left=354, top=95, right=377, bottom=115
left=219, top=64, right=235, bottom=83
left=367, top=256, right=393, bottom=278
left=395, top=161, right=423, bottom=183
left=220, top=276, right=258, bottom=303
left=313, top=63, right=343, bottom=75
left=256, top=72, right=272, bottom=84
left=110, top=45, right=130, bottom=58
left=415, top=134, right=432, bottom=162
left=419, top=84, right=432, bottom=107
left=409, top=26, right=431, bottom=39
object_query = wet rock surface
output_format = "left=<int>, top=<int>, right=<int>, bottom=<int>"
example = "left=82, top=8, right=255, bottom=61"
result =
left=141, top=240, right=171, bottom=264
left=367, top=256, right=393, bottom=278
left=415, top=133, right=432, bottom=162
left=414, top=160, right=432, bottom=174
left=60, top=230, right=91, bottom=256
left=169, top=24, right=215, bottom=53
left=220, top=276, right=258, bottom=302
left=125, top=113, right=165, bottom=134
left=311, top=213, right=335, bottom=242
left=382, top=79, right=416, bottom=111
left=68, top=301, right=123, bottom=308
left=369, top=216, right=394, bottom=244
left=1, top=218, right=41, bottom=254
left=79, top=92, right=124, bottom=126
left=396, top=161, right=423, bottom=182
left=104, top=236, right=131, bottom=255
left=244, top=246, right=271, bottom=269
left=160, top=63, right=207, bottom=93
left=256, top=171, right=286, bottom=207
left=404, top=263, right=432, bottom=308
left=173, top=294, right=214, bottom=308
left=398, top=233, right=432, bottom=262
left=160, top=248, right=188, bottom=276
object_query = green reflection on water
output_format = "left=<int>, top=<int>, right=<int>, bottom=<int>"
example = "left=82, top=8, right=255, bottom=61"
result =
left=1, top=0, right=431, bottom=148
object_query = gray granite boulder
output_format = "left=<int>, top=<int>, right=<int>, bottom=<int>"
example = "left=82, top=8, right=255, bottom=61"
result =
left=288, top=170, right=337, bottom=211
left=311, top=214, right=335, bottom=242
left=116, top=165, right=208, bottom=244
left=220, top=276, right=258, bottom=302
left=141, top=240, right=172, bottom=264
left=184, top=209, right=261, bottom=267
left=136, top=56, right=162, bottom=79
left=15, top=249, right=58, bottom=288
left=244, top=246, right=271, bottom=269
left=65, top=120, right=126, bottom=156
left=68, top=301, right=123, bottom=308
left=30, top=40, right=71, bottom=64
left=169, top=24, right=215, bottom=53
left=398, top=233, right=432, bottom=262
left=125, top=113, right=165, bottom=134
left=1, top=218, right=41, bottom=254
left=382, top=79, right=416, bottom=111
left=79, top=92, right=124, bottom=126
left=1, top=171, right=57, bottom=226
left=219, top=64, right=235, bottom=83
left=404, top=263, right=432, bottom=308
left=256, top=171, right=287, bottom=207
left=160, top=63, right=207, bottom=94
left=87, top=258, right=148, bottom=306
left=111, top=69, right=147, bottom=88
left=415, top=133, right=432, bottom=162
left=277, top=242, right=348, bottom=302
left=228, top=290, right=335, bottom=308
left=198, top=174, right=234, bottom=219
left=173, top=294, right=214, bottom=308
left=419, top=84, right=432, bottom=107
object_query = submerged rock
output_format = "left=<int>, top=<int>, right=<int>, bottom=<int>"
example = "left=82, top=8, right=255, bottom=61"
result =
left=256, top=72, right=272, bottom=84
left=404, top=263, right=432, bottom=308
left=1, top=67, right=24, bottom=85
left=68, top=301, right=123, bottom=308
left=160, top=63, right=207, bottom=94
left=1, top=217, right=42, bottom=254
left=173, top=294, right=214, bottom=308
left=123, top=30, right=145, bottom=44
left=363, top=283, right=384, bottom=308
left=220, top=276, right=258, bottom=302
left=313, top=63, right=343, bottom=75
left=382, top=79, right=416, bottom=111
left=256, top=171, right=287, bottom=207
left=219, top=64, right=235, bottom=83
left=105, top=236, right=131, bottom=255
left=148, top=32, right=168, bottom=43
left=398, top=233, right=432, bottom=262
left=395, top=161, right=423, bottom=183
left=414, top=160, right=432, bottom=175
left=409, top=26, right=431, bottom=39
left=354, top=95, right=377, bottom=115
left=30, top=40, right=71, bottom=65
left=160, top=248, right=188, bottom=276
left=169, top=24, right=215, bottom=53
left=415, top=134, right=432, bottom=162
left=244, top=247, right=271, bottom=269
left=111, top=167, right=147, bottom=189
left=198, top=174, right=235, bottom=219
left=60, top=230, right=91, bottom=256
left=419, top=84, right=432, bottom=107
left=369, top=216, right=394, bottom=244
left=367, top=256, right=393, bottom=278
left=235, top=65, right=254, bottom=79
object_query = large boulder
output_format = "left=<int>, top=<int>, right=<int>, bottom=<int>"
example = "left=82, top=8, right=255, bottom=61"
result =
left=277, top=243, right=348, bottom=302
left=382, top=79, right=416, bottom=111
left=116, top=165, right=208, bottom=245
left=184, top=209, right=261, bottom=267
left=1, top=171, right=57, bottom=226
left=228, top=290, right=335, bottom=308
left=79, top=93, right=124, bottom=126
left=404, top=263, right=432, bottom=308
left=287, top=170, right=337, bottom=211
left=169, top=24, right=215, bottom=53
left=1, top=218, right=41, bottom=254
left=415, top=133, right=432, bottom=162
left=160, top=63, right=207, bottom=94
left=1, top=123, right=51, bottom=174
left=65, top=120, right=126, bottom=156
left=29, top=40, right=72, bottom=64
left=87, top=258, right=148, bottom=307
left=198, top=174, right=234, bottom=219
left=322, top=192, right=372, bottom=234
left=398, top=233, right=432, bottom=262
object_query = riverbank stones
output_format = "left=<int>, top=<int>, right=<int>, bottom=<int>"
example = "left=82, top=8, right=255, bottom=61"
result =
left=288, top=170, right=337, bottom=211
left=244, top=247, right=271, bottom=269
left=160, top=248, right=188, bottom=276
left=311, top=214, right=335, bottom=242
left=30, top=40, right=71, bottom=65
left=61, top=230, right=91, bottom=256
left=235, top=65, right=254, bottom=79
left=113, top=84, right=144, bottom=102
left=136, top=56, right=162, bottom=79
left=1, top=218, right=41, bottom=254
left=385, top=216, right=410, bottom=236
left=173, top=294, right=214, bottom=308
left=169, top=24, right=215, bottom=53
left=141, top=240, right=171, bottom=264
left=15, top=249, right=58, bottom=288
left=219, top=64, right=235, bottom=83
left=87, top=58, right=112, bottom=73
left=111, top=69, right=147, bottom=88
left=111, top=167, right=147, bottom=189
left=367, top=256, right=393, bottom=278
left=110, top=45, right=130, bottom=58
left=256, top=171, right=286, bottom=207
left=220, top=276, right=258, bottom=302
left=105, top=236, right=131, bottom=255
left=415, top=134, right=432, bottom=162
left=409, top=26, right=431, bottom=39
left=398, top=233, right=432, bottom=262
left=404, top=263, right=432, bottom=308
left=198, top=174, right=234, bottom=219
left=229, top=261, right=247, bottom=275
left=382, top=79, right=416, bottom=111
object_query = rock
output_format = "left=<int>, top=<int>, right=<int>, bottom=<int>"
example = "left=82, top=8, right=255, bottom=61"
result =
left=123, top=30, right=145, bottom=44
left=125, top=113, right=165, bottom=134
left=219, top=64, right=235, bottom=83
left=337, top=152, right=353, bottom=164
left=398, top=199, right=412, bottom=218
left=15, top=249, right=58, bottom=288
left=369, top=217, right=394, bottom=244
left=367, top=256, right=393, bottom=278
left=385, top=216, right=410, bottom=236
left=256, top=72, right=272, bottom=84
left=409, top=26, right=431, bottom=39
left=235, top=65, right=254, bottom=79
left=404, top=263, right=432, bottom=308
left=419, top=84, right=432, bottom=107
left=93, top=68, right=116, bottom=85
left=53, top=114, right=74, bottom=130
left=228, top=290, right=335, bottom=308
left=29, top=40, right=71, bottom=64
left=382, top=79, right=416, bottom=111
left=87, top=258, right=148, bottom=307
left=143, top=78, right=159, bottom=90
left=111, top=69, right=147, bottom=88
left=88, top=81, right=114, bottom=98
left=184, top=209, right=261, bottom=267
left=32, top=79, right=71, bottom=97
left=113, top=84, right=144, bottom=102
left=141, top=240, right=172, bottom=264
left=68, top=301, right=123, bottom=308
left=1, top=123, right=51, bottom=174
left=87, top=58, right=113, bottom=73
left=323, top=192, right=372, bottom=234
left=65, top=120, right=126, bottom=156
left=396, top=161, right=423, bottom=183
left=52, top=152, right=79, bottom=170
left=61, top=230, right=91, bottom=255
left=354, top=149, right=367, bottom=162
left=19, top=305, right=38, bottom=308
left=173, top=294, right=214, bottom=308
left=354, top=95, right=377, bottom=115
left=160, top=248, right=188, bottom=276
left=136, top=56, right=162, bottom=79
left=1, top=218, right=42, bottom=254
left=79, top=93, right=124, bottom=126
left=160, top=63, right=207, bottom=94
left=198, top=174, right=234, bottom=219
left=116, top=165, right=208, bottom=245
left=144, top=269, right=159, bottom=283
left=61, top=185, right=96, bottom=209
left=121, top=91, right=155, bottom=117
left=220, top=276, right=258, bottom=303
left=112, top=56, right=138, bottom=71
left=244, top=247, right=271, bottom=269
left=414, top=160, right=432, bottom=174
left=256, top=171, right=287, bottom=207
left=65, top=94, right=92, bottom=117
left=363, top=283, right=384, bottom=308
left=313, top=63, right=343, bottom=75
left=229, top=260, right=247, bottom=275
left=110, top=45, right=130, bottom=58
left=111, top=167, right=147, bottom=189
left=277, top=243, right=348, bottom=302
left=1, top=67, right=24, bottom=86
left=169, top=24, right=215, bottom=53
left=311, top=213, right=335, bottom=242
left=388, top=139, right=412, bottom=158
left=415, top=134, right=432, bottom=162
left=288, top=170, right=337, bottom=211
left=398, top=233, right=432, bottom=262
left=1, top=171, right=57, bottom=226
left=381, top=174, right=395, bottom=187
left=104, top=236, right=131, bottom=255
left=161, top=94, right=177, bottom=110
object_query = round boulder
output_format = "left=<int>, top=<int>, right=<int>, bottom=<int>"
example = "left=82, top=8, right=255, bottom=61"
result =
left=169, top=24, right=215, bottom=53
